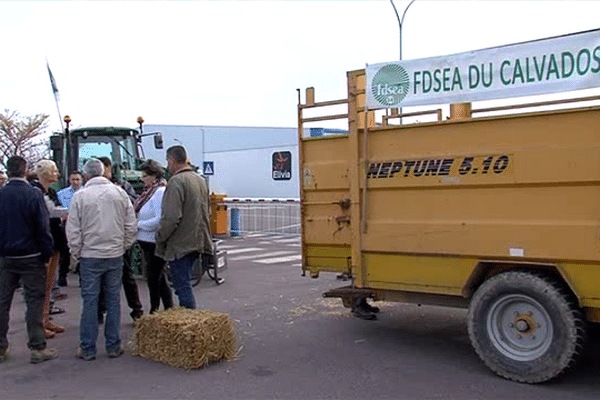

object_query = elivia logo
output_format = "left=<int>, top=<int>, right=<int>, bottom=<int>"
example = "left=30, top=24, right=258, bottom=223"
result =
left=372, top=63, right=410, bottom=107
left=272, top=151, right=291, bottom=181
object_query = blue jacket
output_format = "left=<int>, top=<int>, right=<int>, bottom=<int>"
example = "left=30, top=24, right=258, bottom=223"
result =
left=0, top=179, right=54, bottom=261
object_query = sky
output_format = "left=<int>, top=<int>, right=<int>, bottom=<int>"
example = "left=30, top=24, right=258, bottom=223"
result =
left=2, top=0, right=600, bottom=133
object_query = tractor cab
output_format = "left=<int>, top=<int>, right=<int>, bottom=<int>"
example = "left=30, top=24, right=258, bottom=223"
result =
left=50, top=116, right=163, bottom=193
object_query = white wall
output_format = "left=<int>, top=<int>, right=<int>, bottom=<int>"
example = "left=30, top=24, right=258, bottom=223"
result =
left=140, top=124, right=299, bottom=199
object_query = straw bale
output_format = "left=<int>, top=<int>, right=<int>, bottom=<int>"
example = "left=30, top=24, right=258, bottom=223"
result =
left=130, top=307, right=236, bottom=369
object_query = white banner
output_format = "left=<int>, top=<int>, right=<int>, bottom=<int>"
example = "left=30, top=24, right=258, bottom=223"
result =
left=366, top=29, right=600, bottom=109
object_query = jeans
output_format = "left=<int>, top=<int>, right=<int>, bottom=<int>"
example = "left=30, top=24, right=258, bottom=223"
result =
left=138, top=241, right=173, bottom=313
left=169, top=252, right=197, bottom=309
left=79, top=257, right=123, bottom=356
left=97, top=246, right=142, bottom=317
left=0, top=256, right=47, bottom=351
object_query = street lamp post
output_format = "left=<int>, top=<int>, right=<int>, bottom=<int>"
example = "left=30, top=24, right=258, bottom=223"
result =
left=390, top=0, right=417, bottom=123
left=390, top=0, right=417, bottom=60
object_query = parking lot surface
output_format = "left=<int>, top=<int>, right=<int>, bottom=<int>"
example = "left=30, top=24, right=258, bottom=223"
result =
left=2, top=234, right=600, bottom=400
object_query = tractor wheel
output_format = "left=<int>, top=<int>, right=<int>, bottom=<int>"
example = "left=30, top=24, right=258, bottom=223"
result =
left=467, top=271, right=586, bottom=383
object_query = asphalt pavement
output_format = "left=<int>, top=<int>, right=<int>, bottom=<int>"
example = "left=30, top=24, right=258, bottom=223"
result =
left=2, top=233, right=600, bottom=400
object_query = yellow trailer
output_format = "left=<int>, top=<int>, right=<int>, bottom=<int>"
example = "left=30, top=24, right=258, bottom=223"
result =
left=297, top=67, right=600, bottom=383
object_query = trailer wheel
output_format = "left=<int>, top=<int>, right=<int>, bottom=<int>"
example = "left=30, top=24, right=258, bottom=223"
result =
left=467, top=271, right=586, bottom=383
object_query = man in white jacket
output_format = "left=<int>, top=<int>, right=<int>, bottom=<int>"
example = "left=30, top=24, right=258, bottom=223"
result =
left=66, top=159, right=137, bottom=361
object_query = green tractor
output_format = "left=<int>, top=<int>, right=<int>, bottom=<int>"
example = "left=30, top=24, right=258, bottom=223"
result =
left=49, top=116, right=163, bottom=193
left=49, top=116, right=164, bottom=276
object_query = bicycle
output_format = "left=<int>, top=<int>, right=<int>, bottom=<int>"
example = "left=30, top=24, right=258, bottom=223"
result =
left=192, top=253, right=224, bottom=286
left=169, top=239, right=226, bottom=287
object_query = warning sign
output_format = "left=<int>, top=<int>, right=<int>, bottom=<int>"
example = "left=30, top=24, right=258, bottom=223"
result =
left=203, top=161, right=214, bottom=175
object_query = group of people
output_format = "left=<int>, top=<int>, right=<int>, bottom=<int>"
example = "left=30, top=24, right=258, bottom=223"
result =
left=0, top=145, right=212, bottom=363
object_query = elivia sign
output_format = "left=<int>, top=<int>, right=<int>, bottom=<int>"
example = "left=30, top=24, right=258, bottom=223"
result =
left=366, top=29, right=600, bottom=109
left=272, top=151, right=291, bottom=180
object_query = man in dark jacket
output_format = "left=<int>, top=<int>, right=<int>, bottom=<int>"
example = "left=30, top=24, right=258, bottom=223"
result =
left=156, top=146, right=212, bottom=309
left=0, top=156, right=58, bottom=364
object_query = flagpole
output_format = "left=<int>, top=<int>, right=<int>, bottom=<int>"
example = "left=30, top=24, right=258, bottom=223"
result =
left=53, top=96, right=64, bottom=133
left=46, top=58, right=64, bottom=132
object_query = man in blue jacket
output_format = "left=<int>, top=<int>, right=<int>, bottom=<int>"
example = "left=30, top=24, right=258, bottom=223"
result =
left=0, top=156, right=57, bottom=364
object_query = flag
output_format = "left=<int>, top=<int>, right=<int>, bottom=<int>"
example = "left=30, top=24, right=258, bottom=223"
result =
left=46, top=62, right=59, bottom=100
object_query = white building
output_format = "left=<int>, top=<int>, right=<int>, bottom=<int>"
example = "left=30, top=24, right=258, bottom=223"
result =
left=140, top=124, right=300, bottom=199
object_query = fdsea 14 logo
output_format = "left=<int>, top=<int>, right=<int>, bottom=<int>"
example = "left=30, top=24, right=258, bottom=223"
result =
left=371, top=63, right=410, bottom=107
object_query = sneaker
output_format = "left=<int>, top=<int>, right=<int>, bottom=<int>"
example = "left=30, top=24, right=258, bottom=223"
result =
left=30, top=348, right=58, bottom=364
left=0, top=347, right=7, bottom=363
left=130, top=309, right=143, bottom=321
left=359, top=299, right=380, bottom=314
left=352, top=306, right=378, bottom=321
left=50, top=305, right=65, bottom=315
left=107, top=347, right=124, bottom=358
left=76, top=347, right=96, bottom=361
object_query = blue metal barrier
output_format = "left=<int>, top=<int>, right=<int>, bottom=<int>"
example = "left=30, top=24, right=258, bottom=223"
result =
left=230, top=208, right=241, bottom=237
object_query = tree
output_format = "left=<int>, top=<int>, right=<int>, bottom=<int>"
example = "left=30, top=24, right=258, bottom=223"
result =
left=0, top=109, right=50, bottom=170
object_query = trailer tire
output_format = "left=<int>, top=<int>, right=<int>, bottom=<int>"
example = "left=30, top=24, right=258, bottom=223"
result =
left=467, top=271, right=586, bottom=383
